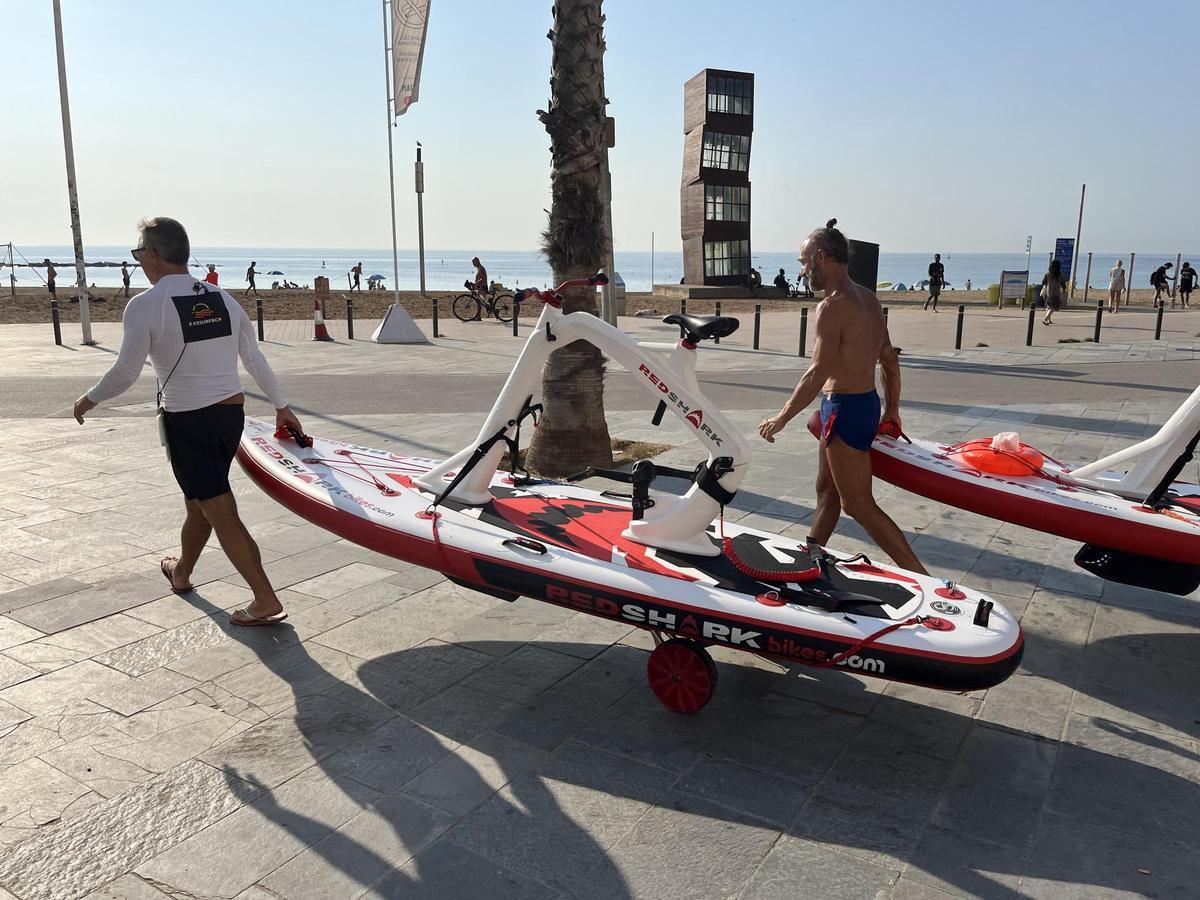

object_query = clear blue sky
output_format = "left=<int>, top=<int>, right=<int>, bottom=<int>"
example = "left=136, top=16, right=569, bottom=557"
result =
left=5, top=0, right=1196, bottom=254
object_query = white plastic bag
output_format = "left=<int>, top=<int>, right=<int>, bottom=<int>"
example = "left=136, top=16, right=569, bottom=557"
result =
left=990, top=432, right=1021, bottom=452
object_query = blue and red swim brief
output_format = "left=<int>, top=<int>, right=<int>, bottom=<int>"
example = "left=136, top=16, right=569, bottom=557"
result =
left=818, top=389, right=882, bottom=452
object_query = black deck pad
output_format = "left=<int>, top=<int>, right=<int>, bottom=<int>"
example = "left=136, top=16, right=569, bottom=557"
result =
left=1075, top=544, right=1200, bottom=596
left=452, top=487, right=917, bottom=618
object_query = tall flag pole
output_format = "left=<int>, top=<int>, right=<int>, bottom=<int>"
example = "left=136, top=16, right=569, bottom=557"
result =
left=381, top=0, right=402, bottom=307
left=52, top=0, right=93, bottom=345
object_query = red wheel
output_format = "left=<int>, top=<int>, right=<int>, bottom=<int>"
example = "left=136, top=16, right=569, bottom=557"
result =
left=646, top=639, right=718, bottom=714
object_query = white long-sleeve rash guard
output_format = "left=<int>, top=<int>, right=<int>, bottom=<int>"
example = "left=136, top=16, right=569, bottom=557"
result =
left=87, top=273, right=287, bottom=412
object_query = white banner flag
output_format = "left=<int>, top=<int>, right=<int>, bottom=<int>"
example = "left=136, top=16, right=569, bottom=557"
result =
left=392, top=0, right=431, bottom=117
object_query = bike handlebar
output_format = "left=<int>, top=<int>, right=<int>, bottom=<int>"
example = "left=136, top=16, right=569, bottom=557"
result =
left=514, top=272, right=609, bottom=306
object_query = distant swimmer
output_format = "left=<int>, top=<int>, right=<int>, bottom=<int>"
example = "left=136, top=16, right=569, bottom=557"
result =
left=758, top=219, right=927, bottom=574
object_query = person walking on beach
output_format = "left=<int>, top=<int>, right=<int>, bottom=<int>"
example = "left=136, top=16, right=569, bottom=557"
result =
left=1151, top=262, right=1172, bottom=307
left=472, top=256, right=488, bottom=294
left=245, top=261, right=259, bottom=297
left=1108, top=259, right=1126, bottom=313
left=120, top=261, right=132, bottom=298
left=1041, top=259, right=1065, bottom=325
left=204, top=264, right=219, bottom=286
left=1179, top=262, right=1195, bottom=309
left=923, top=253, right=945, bottom=311
left=72, top=217, right=303, bottom=627
left=758, top=219, right=927, bottom=574
left=350, top=262, right=363, bottom=292
left=44, top=259, right=57, bottom=298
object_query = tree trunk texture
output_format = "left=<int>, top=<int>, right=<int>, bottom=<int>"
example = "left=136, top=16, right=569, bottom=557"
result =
left=525, top=0, right=614, bottom=477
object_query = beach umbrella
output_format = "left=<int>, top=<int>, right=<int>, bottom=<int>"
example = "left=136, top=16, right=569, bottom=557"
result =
left=267, top=270, right=285, bottom=276
left=368, top=273, right=387, bottom=281
left=877, top=280, right=893, bottom=289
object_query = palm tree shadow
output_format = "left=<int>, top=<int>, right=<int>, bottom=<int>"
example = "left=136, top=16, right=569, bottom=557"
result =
left=177, top=587, right=632, bottom=898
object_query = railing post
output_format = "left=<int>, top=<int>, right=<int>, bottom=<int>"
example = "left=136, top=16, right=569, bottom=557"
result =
left=1093, top=300, right=1103, bottom=343
left=955, top=304, right=965, bottom=349
left=432, top=297, right=439, bottom=338
left=680, top=298, right=687, bottom=316
left=51, top=298, right=62, bottom=346
left=1155, top=303, right=1164, bottom=340
left=714, top=301, right=721, bottom=344
left=1026, top=307, right=1036, bottom=346
left=512, top=298, right=519, bottom=338
left=752, top=304, right=761, bottom=350
left=799, top=306, right=808, bottom=357
left=346, top=297, right=354, bottom=340
left=256, top=297, right=264, bottom=342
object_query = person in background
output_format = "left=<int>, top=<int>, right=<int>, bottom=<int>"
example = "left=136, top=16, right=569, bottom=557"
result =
left=1179, top=262, right=1195, bottom=309
left=965, top=278, right=972, bottom=291
left=205, top=264, right=219, bottom=286
left=121, top=261, right=132, bottom=298
left=923, top=253, right=945, bottom=312
left=44, top=258, right=57, bottom=298
left=245, top=261, right=259, bottom=297
left=350, top=262, right=363, bottom=292
left=773, top=267, right=789, bottom=293
left=472, top=256, right=488, bottom=294
left=1108, top=259, right=1126, bottom=313
left=73, top=217, right=303, bottom=627
left=746, top=266, right=762, bottom=294
left=1041, top=258, right=1065, bottom=325
left=1150, top=262, right=1172, bottom=307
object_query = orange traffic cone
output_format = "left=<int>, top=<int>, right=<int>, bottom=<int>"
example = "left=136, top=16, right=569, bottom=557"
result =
left=312, top=297, right=334, bottom=342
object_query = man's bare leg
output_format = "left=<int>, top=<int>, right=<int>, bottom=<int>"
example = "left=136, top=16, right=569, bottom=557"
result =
left=824, top=436, right=929, bottom=575
left=166, top=499, right=211, bottom=590
left=809, top=443, right=841, bottom=545
left=197, top=492, right=284, bottom=618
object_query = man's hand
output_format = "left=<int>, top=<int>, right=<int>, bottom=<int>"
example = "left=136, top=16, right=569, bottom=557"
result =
left=73, top=395, right=96, bottom=424
left=758, top=414, right=787, bottom=444
left=275, top=406, right=303, bottom=435
left=881, top=408, right=903, bottom=433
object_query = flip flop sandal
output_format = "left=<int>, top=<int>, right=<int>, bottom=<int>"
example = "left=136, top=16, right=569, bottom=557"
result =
left=160, top=558, right=194, bottom=595
left=230, top=608, right=289, bottom=627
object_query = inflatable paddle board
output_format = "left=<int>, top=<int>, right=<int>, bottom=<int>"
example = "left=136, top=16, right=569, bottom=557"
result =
left=808, top=414, right=1200, bottom=594
left=238, top=417, right=1023, bottom=709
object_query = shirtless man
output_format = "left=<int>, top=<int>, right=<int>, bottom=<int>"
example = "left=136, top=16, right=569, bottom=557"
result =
left=472, top=256, right=488, bottom=294
left=758, top=219, right=927, bottom=574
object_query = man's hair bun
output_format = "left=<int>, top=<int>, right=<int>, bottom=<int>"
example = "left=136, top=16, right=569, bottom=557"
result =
left=826, top=218, right=837, bottom=229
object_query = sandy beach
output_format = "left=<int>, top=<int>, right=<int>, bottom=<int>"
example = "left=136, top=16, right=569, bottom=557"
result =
left=0, top=286, right=1175, bottom=326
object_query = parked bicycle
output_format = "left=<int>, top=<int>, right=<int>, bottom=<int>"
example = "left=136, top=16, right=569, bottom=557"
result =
left=452, top=280, right=517, bottom=324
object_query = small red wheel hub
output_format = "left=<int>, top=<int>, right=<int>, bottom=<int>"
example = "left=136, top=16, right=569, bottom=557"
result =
left=646, top=639, right=718, bottom=714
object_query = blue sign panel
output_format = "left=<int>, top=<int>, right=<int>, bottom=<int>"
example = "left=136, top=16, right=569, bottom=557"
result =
left=1054, top=238, right=1075, bottom=282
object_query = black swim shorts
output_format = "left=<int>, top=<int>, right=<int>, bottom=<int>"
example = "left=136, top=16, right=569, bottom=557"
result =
left=163, top=402, right=245, bottom=501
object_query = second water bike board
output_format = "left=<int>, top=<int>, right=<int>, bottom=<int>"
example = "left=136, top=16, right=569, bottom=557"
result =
left=238, top=417, right=1023, bottom=710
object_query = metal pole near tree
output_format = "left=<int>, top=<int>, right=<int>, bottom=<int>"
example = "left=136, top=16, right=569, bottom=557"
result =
left=1126, top=252, right=1135, bottom=307
left=1173, top=252, right=1182, bottom=305
left=1083, top=251, right=1093, bottom=305
left=1070, top=183, right=1085, bottom=299
left=416, top=143, right=427, bottom=295
left=52, top=0, right=92, bottom=345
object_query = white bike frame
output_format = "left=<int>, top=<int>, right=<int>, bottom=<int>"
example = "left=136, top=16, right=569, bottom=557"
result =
left=1065, top=382, right=1200, bottom=499
left=414, top=291, right=752, bottom=556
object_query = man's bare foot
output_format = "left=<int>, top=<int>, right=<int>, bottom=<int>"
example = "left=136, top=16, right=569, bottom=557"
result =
left=159, top=557, right=194, bottom=594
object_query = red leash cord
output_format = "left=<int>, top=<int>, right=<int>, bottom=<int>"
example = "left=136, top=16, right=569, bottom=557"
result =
left=719, top=514, right=822, bottom=582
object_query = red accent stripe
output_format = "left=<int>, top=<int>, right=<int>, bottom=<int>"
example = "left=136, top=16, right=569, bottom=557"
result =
left=237, top=445, right=1022, bottom=668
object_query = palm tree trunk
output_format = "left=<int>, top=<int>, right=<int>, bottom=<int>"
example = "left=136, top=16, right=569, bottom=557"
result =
left=524, top=0, right=614, bottom=477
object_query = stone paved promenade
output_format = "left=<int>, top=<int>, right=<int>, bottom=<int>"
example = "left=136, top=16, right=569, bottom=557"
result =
left=0, top=307, right=1198, bottom=898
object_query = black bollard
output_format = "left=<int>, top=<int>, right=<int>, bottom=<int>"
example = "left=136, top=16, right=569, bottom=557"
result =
left=714, top=301, right=721, bottom=344
left=753, top=304, right=761, bottom=350
left=51, top=299, right=62, bottom=346
left=681, top=298, right=687, bottom=316
left=512, top=298, right=519, bottom=337
left=799, top=306, right=808, bottom=357
left=955, top=305, right=965, bottom=350
left=346, top=298, right=355, bottom=340
left=883, top=306, right=889, bottom=327
left=1093, top=300, right=1103, bottom=343
left=1026, top=307, right=1036, bottom=346
left=1155, top=303, right=1164, bottom=340
left=432, top=298, right=439, bottom=338
left=256, top=298, right=264, bottom=341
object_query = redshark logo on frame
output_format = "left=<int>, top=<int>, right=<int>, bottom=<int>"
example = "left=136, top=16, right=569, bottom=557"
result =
left=637, top=364, right=723, bottom=446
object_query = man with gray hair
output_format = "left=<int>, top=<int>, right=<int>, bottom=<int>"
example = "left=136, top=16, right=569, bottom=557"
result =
left=72, top=217, right=303, bottom=626
left=757, top=219, right=926, bottom=574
